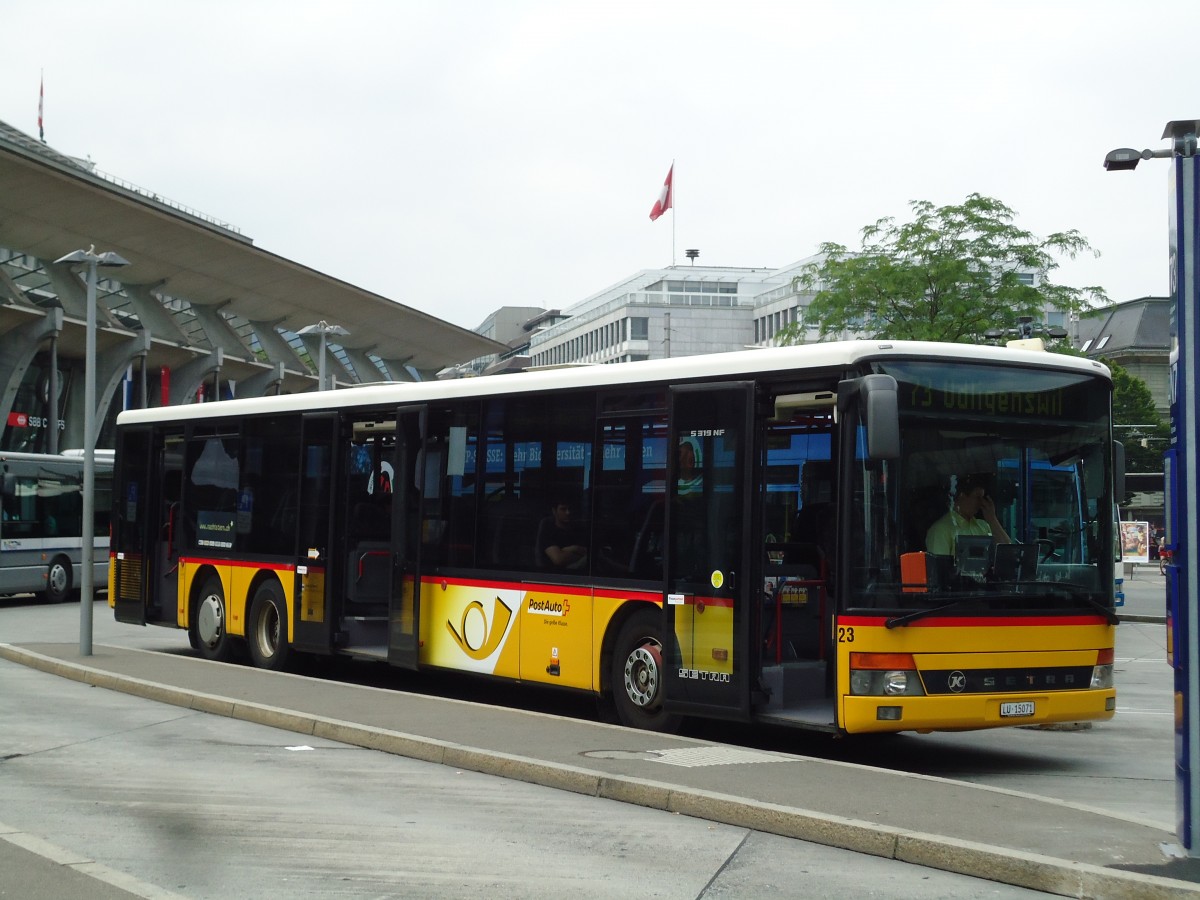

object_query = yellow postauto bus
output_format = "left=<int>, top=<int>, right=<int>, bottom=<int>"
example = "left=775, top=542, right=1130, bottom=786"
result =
left=109, top=341, right=1120, bottom=734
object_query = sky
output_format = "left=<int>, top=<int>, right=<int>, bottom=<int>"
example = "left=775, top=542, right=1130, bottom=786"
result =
left=3, top=1, right=1198, bottom=331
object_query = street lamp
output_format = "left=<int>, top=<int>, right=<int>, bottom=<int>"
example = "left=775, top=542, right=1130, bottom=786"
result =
left=297, top=321, right=349, bottom=391
left=53, top=245, right=130, bottom=656
left=1104, top=120, right=1200, bottom=171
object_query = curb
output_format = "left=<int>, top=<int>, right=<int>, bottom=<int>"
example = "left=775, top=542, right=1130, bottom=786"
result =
left=3, top=643, right=1197, bottom=899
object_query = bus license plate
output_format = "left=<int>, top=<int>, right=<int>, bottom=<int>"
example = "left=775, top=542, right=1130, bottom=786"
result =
left=1000, top=701, right=1035, bottom=718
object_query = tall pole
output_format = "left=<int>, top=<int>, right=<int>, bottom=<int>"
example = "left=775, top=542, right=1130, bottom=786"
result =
left=298, top=321, right=347, bottom=392
left=318, top=333, right=327, bottom=391
left=1105, top=120, right=1200, bottom=852
left=55, top=246, right=129, bottom=657
left=80, top=258, right=97, bottom=655
left=48, top=333, right=59, bottom=454
left=1173, top=152, right=1200, bottom=850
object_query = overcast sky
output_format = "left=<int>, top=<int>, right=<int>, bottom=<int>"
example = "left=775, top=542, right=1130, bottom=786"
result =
left=4, top=1, right=1197, bottom=330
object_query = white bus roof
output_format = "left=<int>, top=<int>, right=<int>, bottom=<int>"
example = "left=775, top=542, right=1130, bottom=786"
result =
left=117, top=340, right=1112, bottom=426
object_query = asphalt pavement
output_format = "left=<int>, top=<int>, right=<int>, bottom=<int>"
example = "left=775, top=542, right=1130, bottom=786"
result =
left=2, top=573, right=1196, bottom=899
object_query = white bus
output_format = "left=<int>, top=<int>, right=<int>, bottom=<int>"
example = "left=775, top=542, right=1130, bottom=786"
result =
left=0, top=450, right=113, bottom=602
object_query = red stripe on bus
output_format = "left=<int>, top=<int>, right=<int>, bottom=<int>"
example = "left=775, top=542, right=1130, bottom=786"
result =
left=674, top=595, right=735, bottom=608
left=428, top=575, right=662, bottom=603
left=837, top=614, right=1111, bottom=627
left=180, top=557, right=300, bottom=573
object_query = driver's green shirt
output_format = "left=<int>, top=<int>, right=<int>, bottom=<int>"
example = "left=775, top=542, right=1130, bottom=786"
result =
left=925, top=508, right=992, bottom=556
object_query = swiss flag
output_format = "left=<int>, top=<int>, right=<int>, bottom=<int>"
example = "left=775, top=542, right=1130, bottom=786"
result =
left=649, top=163, right=673, bottom=221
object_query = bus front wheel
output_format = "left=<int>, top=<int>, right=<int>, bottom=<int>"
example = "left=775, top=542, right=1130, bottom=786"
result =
left=247, top=581, right=290, bottom=672
left=42, top=556, right=72, bottom=604
left=192, top=575, right=232, bottom=662
left=611, top=609, right=682, bottom=733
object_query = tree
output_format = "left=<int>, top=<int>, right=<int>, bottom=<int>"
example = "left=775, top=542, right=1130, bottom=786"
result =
left=1105, top=360, right=1170, bottom=473
left=782, top=194, right=1107, bottom=344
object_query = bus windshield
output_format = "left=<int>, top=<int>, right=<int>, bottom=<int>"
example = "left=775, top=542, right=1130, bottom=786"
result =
left=848, top=360, right=1115, bottom=617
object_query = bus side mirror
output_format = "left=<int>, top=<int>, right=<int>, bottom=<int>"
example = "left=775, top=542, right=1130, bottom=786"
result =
left=838, top=374, right=900, bottom=460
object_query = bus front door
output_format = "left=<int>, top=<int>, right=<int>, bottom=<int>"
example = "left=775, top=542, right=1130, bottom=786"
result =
left=388, top=405, right=425, bottom=670
left=662, top=382, right=754, bottom=721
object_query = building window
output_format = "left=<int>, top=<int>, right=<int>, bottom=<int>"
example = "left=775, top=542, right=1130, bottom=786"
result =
left=630, top=317, right=648, bottom=340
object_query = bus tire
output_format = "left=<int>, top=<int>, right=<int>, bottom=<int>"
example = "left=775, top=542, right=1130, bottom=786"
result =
left=247, top=580, right=290, bottom=672
left=192, top=575, right=232, bottom=662
left=42, top=556, right=72, bottom=604
left=611, top=608, right=683, bottom=733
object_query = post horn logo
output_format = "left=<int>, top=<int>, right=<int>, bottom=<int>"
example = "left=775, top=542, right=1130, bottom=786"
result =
left=447, top=597, right=513, bottom=660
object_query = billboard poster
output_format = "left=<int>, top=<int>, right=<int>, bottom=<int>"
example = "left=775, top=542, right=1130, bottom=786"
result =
left=1121, top=520, right=1151, bottom=564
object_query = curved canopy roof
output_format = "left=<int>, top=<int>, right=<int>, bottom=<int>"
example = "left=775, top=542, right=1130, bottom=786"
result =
left=0, top=119, right=503, bottom=380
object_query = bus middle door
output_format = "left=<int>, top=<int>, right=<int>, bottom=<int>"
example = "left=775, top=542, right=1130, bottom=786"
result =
left=292, top=412, right=338, bottom=654
left=388, top=405, right=426, bottom=670
left=662, top=382, right=754, bottom=721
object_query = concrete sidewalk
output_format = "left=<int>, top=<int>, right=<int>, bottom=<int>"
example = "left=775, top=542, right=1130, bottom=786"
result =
left=2, top=640, right=1197, bottom=898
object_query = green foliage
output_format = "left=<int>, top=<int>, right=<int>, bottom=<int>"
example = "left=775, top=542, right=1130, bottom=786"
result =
left=1104, top=359, right=1169, bottom=473
left=784, top=194, right=1107, bottom=344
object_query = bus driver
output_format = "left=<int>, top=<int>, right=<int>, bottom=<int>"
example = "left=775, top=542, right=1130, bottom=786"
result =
left=925, top=474, right=1012, bottom=556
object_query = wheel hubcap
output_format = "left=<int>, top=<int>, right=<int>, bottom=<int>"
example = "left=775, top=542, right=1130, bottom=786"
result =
left=624, top=641, right=662, bottom=708
left=197, top=594, right=224, bottom=648
left=49, top=564, right=68, bottom=595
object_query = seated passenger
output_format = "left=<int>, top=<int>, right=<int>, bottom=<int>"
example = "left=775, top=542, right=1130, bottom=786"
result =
left=536, top=498, right=588, bottom=570
left=925, top=474, right=1012, bottom=556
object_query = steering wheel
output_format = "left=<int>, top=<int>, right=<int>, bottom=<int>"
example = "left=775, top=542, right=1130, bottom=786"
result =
left=1035, top=539, right=1058, bottom=563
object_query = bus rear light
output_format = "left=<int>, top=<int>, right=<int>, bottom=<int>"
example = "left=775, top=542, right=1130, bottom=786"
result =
left=1096, top=648, right=1115, bottom=665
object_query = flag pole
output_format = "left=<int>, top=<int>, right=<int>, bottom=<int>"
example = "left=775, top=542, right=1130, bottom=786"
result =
left=671, top=158, right=676, bottom=267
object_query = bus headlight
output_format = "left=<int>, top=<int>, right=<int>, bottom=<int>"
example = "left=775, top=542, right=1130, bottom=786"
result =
left=849, top=653, right=926, bottom=696
left=1091, top=648, right=1115, bottom=690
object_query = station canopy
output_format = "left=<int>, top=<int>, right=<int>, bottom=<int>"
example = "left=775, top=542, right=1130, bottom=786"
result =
left=0, top=118, right=503, bottom=389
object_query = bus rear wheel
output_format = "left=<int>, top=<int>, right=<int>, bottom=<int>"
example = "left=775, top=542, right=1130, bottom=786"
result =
left=611, top=608, right=682, bottom=733
left=42, top=556, right=72, bottom=604
left=192, top=575, right=232, bottom=662
left=247, top=581, right=290, bottom=672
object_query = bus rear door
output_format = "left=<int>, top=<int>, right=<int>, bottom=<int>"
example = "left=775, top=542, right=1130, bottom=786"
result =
left=662, top=382, right=754, bottom=721
left=113, top=427, right=154, bottom=625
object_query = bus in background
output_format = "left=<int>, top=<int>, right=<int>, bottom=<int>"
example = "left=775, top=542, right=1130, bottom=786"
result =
left=0, top=450, right=113, bottom=602
left=108, top=341, right=1120, bottom=735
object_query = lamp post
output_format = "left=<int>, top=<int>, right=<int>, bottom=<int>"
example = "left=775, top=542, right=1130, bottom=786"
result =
left=1104, top=118, right=1200, bottom=852
left=297, top=321, right=349, bottom=391
left=53, top=246, right=129, bottom=656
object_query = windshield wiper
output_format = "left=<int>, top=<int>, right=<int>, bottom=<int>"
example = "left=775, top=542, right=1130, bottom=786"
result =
left=1042, top=586, right=1120, bottom=625
left=885, top=596, right=981, bottom=629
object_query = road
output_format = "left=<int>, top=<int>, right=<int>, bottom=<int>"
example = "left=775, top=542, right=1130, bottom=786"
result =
left=0, top=598, right=1066, bottom=899
left=0, top=579, right=1175, bottom=898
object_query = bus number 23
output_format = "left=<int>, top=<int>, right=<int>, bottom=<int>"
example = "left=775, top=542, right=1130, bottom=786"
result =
left=837, top=626, right=855, bottom=643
